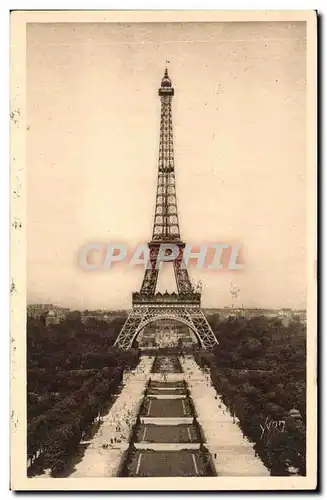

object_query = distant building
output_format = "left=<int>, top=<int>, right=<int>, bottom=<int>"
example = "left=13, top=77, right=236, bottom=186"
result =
left=293, top=310, right=307, bottom=324
left=27, top=304, right=70, bottom=321
left=204, top=307, right=306, bottom=325
left=44, top=310, right=61, bottom=326
left=81, top=310, right=109, bottom=323
left=278, top=308, right=292, bottom=318
left=81, top=310, right=126, bottom=323
left=27, top=303, right=53, bottom=318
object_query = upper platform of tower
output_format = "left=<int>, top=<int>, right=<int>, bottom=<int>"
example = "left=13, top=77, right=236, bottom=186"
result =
left=158, top=68, right=174, bottom=97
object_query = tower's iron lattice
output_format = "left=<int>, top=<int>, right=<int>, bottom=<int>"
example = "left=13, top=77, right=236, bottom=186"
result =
left=114, top=69, right=218, bottom=350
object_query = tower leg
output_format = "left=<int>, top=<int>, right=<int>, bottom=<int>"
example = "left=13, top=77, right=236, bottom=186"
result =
left=187, top=309, right=218, bottom=349
left=113, top=309, right=145, bottom=350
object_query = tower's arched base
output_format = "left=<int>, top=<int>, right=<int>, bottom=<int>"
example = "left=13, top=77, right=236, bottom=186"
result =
left=114, top=303, right=218, bottom=351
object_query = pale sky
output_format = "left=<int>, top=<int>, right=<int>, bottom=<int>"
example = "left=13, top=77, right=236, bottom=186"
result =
left=27, top=21, right=307, bottom=310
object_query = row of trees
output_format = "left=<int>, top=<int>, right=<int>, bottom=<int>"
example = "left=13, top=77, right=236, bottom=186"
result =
left=196, top=315, right=306, bottom=476
left=27, top=315, right=140, bottom=476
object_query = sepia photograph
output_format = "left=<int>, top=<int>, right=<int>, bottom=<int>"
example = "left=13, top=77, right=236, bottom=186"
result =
left=10, top=10, right=317, bottom=491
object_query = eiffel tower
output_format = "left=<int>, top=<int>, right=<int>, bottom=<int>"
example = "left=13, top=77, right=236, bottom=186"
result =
left=114, top=69, right=218, bottom=350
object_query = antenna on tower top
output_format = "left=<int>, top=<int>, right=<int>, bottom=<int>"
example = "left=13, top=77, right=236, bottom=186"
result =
left=165, top=60, right=171, bottom=71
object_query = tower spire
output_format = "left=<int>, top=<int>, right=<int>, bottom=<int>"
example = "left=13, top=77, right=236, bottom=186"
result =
left=152, top=70, right=179, bottom=241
